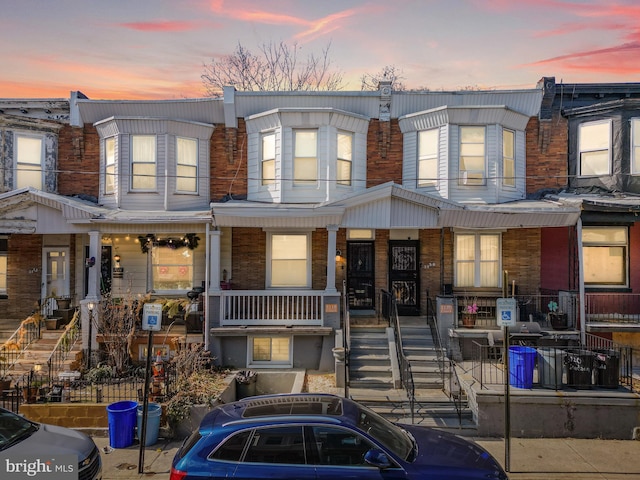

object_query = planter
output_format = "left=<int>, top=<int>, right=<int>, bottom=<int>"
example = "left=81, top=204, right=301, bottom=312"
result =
left=0, top=379, right=11, bottom=392
left=332, top=347, right=346, bottom=361
left=22, top=387, right=38, bottom=403
left=56, top=298, right=71, bottom=310
left=461, top=313, right=477, bottom=328
left=549, top=312, right=568, bottom=330
left=46, top=318, right=59, bottom=330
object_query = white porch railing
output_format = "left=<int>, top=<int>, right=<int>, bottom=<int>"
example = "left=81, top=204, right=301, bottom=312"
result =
left=219, top=290, right=325, bottom=326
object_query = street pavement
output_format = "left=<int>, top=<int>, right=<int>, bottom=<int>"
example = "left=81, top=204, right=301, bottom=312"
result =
left=92, top=431, right=640, bottom=480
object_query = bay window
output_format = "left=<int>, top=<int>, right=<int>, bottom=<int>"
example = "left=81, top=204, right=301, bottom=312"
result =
left=582, top=226, right=627, bottom=286
left=455, top=233, right=501, bottom=287
left=105, top=137, right=116, bottom=194
left=131, top=135, right=157, bottom=190
left=261, top=132, right=276, bottom=186
left=293, top=130, right=317, bottom=186
left=632, top=118, right=640, bottom=174
left=459, top=126, right=486, bottom=185
left=503, top=129, right=515, bottom=187
left=337, top=131, right=353, bottom=186
left=578, top=120, right=611, bottom=176
left=417, top=128, right=438, bottom=187
left=176, top=137, right=198, bottom=193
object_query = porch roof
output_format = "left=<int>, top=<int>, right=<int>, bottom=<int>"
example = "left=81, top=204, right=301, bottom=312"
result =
left=211, top=183, right=581, bottom=229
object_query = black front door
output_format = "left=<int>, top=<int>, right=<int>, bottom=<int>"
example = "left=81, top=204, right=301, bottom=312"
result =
left=389, top=240, right=420, bottom=315
left=347, top=242, right=375, bottom=310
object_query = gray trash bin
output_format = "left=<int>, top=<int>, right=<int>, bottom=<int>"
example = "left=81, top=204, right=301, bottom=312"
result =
left=537, top=347, right=563, bottom=389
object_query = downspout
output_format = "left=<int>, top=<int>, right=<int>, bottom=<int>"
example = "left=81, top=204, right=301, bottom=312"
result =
left=204, top=222, right=210, bottom=350
left=576, top=217, right=586, bottom=345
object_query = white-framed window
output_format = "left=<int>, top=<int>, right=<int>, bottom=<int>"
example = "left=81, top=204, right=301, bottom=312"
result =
left=503, top=129, right=515, bottom=187
left=417, top=128, right=438, bottom=187
left=578, top=120, right=611, bottom=176
left=582, top=226, right=627, bottom=286
left=632, top=118, right=640, bottom=174
left=176, top=137, right=198, bottom=193
left=459, top=126, right=486, bottom=185
left=104, top=137, right=116, bottom=194
left=268, top=232, right=310, bottom=288
left=131, top=135, right=157, bottom=190
left=151, top=244, right=194, bottom=292
left=293, top=130, right=317, bottom=186
left=15, top=134, right=43, bottom=190
left=0, top=237, right=7, bottom=296
left=249, top=336, right=292, bottom=367
left=337, top=131, right=353, bottom=186
left=454, top=232, right=501, bottom=287
left=261, top=132, right=276, bottom=186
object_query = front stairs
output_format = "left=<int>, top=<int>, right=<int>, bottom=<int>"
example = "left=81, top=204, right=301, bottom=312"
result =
left=347, top=317, right=475, bottom=433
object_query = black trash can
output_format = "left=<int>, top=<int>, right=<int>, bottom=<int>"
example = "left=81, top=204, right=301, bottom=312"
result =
left=564, top=349, right=594, bottom=389
left=236, top=370, right=257, bottom=399
left=594, top=349, right=620, bottom=388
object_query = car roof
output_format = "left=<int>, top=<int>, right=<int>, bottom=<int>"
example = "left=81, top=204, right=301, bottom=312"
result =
left=199, top=393, right=357, bottom=435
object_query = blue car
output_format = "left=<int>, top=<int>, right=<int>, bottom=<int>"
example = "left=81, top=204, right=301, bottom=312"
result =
left=170, top=393, right=507, bottom=480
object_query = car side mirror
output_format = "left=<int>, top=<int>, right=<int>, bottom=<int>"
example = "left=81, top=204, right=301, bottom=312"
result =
left=364, top=448, right=392, bottom=469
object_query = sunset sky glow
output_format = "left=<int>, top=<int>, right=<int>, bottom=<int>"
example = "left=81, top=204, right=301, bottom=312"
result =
left=2, top=0, right=639, bottom=100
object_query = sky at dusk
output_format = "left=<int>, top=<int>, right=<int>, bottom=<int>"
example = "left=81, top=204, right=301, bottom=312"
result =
left=1, top=0, right=639, bottom=100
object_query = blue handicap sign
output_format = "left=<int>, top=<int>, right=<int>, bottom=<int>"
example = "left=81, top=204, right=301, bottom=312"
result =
left=148, top=315, right=158, bottom=325
left=501, top=311, right=511, bottom=321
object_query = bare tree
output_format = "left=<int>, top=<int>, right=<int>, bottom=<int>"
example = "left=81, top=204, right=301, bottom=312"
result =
left=202, top=41, right=345, bottom=96
left=360, top=65, right=407, bottom=91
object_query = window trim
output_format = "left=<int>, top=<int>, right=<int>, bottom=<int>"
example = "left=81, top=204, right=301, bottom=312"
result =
left=578, top=120, right=612, bottom=177
left=266, top=231, right=312, bottom=289
left=261, top=132, right=276, bottom=186
left=15, top=133, right=44, bottom=190
left=248, top=336, right=293, bottom=368
left=582, top=226, right=628, bottom=287
left=454, top=232, right=502, bottom=288
left=175, top=136, right=199, bottom=194
left=130, top=134, right=157, bottom=192
left=458, top=126, right=486, bottom=186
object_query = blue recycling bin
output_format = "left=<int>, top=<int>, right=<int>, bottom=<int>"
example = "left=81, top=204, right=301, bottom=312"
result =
left=106, top=400, right=137, bottom=448
left=508, top=346, right=537, bottom=388
left=137, top=402, right=162, bottom=446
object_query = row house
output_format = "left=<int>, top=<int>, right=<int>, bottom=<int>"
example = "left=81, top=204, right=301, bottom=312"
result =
left=0, top=81, right=601, bottom=372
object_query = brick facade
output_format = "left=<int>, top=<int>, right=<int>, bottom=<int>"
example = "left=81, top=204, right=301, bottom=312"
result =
left=526, top=114, right=568, bottom=195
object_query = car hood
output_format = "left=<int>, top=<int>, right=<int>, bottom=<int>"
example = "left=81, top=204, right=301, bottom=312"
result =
left=5, top=423, right=96, bottom=459
left=402, top=425, right=505, bottom=474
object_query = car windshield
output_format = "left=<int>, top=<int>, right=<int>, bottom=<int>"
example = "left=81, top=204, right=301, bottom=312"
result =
left=355, top=403, right=414, bottom=460
left=0, top=409, right=39, bottom=451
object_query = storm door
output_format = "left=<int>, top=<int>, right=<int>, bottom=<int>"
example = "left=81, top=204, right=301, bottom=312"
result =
left=42, top=248, right=70, bottom=313
left=347, top=242, right=375, bottom=310
left=389, top=241, right=420, bottom=316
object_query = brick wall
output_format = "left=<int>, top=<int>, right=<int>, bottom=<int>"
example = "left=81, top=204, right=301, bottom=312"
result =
left=20, top=403, right=110, bottom=429
left=210, top=120, right=247, bottom=201
left=366, top=119, right=403, bottom=187
left=231, top=228, right=266, bottom=289
left=3, top=235, right=42, bottom=318
left=526, top=115, right=568, bottom=195
left=58, top=125, right=100, bottom=197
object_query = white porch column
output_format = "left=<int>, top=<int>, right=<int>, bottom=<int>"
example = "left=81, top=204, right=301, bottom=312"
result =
left=325, top=225, right=338, bottom=293
left=87, top=231, right=101, bottom=300
left=577, top=218, right=586, bottom=345
left=208, top=229, right=222, bottom=292
left=81, top=230, right=101, bottom=355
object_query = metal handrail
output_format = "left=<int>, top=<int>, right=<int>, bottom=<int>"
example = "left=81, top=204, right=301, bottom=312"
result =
left=342, top=280, right=350, bottom=398
left=380, top=290, right=415, bottom=423
left=46, top=310, right=81, bottom=382
left=426, top=296, right=464, bottom=426
left=0, top=315, right=43, bottom=378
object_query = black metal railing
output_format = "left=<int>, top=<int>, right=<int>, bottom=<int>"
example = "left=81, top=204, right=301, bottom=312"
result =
left=426, top=296, right=464, bottom=425
left=471, top=334, right=634, bottom=393
left=46, top=311, right=81, bottom=381
left=0, top=315, right=43, bottom=378
left=380, top=289, right=415, bottom=423
left=342, top=280, right=350, bottom=399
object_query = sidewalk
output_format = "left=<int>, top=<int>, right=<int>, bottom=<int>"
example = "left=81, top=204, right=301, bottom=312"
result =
left=92, top=433, right=640, bottom=480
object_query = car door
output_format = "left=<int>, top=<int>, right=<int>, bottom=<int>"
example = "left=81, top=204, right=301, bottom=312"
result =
left=308, top=425, right=407, bottom=480
left=232, top=425, right=316, bottom=480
